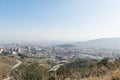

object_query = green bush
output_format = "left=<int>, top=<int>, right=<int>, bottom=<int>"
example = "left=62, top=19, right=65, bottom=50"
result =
left=11, top=62, right=48, bottom=80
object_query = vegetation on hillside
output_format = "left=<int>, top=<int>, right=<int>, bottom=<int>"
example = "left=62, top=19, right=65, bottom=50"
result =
left=11, top=58, right=52, bottom=80
left=0, top=56, right=17, bottom=78
left=2, top=54, right=120, bottom=80
left=11, top=62, right=50, bottom=80
left=56, top=58, right=120, bottom=80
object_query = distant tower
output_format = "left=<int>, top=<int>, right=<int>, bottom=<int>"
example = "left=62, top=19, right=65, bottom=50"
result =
left=0, top=48, right=3, bottom=54
left=52, top=46, right=56, bottom=56
left=35, top=47, right=38, bottom=52
left=29, top=47, right=31, bottom=52
left=18, top=48, right=22, bottom=53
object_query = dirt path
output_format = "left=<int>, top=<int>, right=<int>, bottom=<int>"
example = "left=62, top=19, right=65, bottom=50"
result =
left=12, top=60, right=22, bottom=69
left=3, top=60, right=22, bottom=80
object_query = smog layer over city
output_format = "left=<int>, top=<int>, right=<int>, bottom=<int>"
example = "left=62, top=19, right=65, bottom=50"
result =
left=1, top=0, right=120, bottom=80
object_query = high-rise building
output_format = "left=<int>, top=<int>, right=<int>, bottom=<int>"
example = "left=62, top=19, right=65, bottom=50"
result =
left=0, top=48, right=3, bottom=54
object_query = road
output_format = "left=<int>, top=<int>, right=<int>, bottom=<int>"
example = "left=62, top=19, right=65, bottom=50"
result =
left=47, top=64, right=63, bottom=72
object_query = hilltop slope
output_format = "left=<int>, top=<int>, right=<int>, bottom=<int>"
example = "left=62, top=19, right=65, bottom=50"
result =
left=0, top=56, right=17, bottom=75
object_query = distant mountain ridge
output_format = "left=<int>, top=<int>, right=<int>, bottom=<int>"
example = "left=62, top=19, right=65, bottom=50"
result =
left=57, top=44, right=76, bottom=48
left=76, top=38, right=120, bottom=49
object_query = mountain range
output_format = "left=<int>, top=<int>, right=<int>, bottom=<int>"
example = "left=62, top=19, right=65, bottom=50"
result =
left=76, top=38, right=120, bottom=49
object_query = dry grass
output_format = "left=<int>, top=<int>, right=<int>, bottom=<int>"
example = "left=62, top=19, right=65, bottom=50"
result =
left=0, top=56, right=17, bottom=75
left=0, top=56, right=17, bottom=66
left=79, top=68, right=120, bottom=80
left=63, top=60, right=120, bottom=80
left=103, top=69, right=120, bottom=80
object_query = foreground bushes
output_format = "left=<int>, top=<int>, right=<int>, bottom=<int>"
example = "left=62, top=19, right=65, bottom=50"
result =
left=10, top=58, right=120, bottom=80
left=56, top=58, right=120, bottom=80
left=11, top=62, right=49, bottom=80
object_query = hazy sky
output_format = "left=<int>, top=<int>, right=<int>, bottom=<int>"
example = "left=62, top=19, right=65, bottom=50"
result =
left=0, top=0, right=120, bottom=41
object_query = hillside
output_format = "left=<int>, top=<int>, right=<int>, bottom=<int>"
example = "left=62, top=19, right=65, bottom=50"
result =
left=0, top=56, right=17, bottom=77
left=76, top=38, right=120, bottom=49
left=80, top=68, right=120, bottom=80
left=56, top=58, right=120, bottom=80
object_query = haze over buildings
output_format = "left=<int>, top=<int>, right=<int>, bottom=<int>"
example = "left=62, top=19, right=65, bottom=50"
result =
left=0, top=0, right=120, bottom=41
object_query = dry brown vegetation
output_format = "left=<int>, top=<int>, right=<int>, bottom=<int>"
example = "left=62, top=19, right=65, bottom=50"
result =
left=57, top=58, right=120, bottom=80
left=2, top=55, right=120, bottom=80
left=0, top=56, right=17, bottom=78
left=10, top=57, right=53, bottom=80
left=79, top=68, right=120, bottom=80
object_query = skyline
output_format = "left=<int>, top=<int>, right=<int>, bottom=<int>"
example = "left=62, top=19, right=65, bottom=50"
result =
left=1, top=0, right=120, bottom=41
